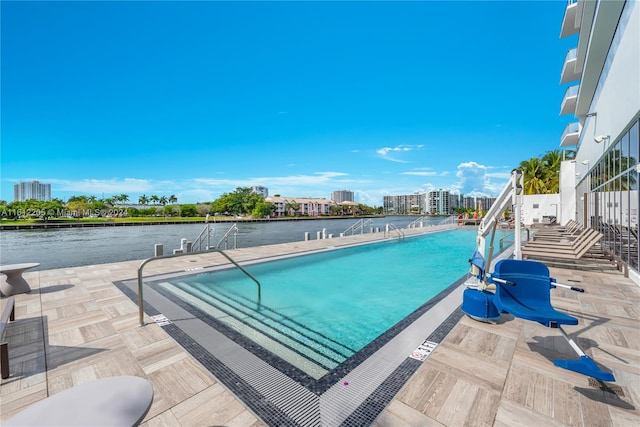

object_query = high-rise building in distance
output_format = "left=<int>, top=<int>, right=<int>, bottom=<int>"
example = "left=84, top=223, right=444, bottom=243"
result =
left=332, top=190, right=354, bottom=203
left=14, top=180, right=51, bottom=201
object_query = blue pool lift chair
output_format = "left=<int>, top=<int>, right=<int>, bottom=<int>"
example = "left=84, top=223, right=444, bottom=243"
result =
left=488, top=259, right=615, bottom=382
left=461, top=249, right=501, bottom=321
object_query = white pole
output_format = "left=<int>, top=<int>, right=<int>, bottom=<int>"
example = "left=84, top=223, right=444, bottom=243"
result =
left=513, top=171, right=523, bottom=260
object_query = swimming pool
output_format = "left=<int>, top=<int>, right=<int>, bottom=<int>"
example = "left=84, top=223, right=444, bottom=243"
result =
left=118, top=226, right=514, bottom=426
left=153, top=228, right=478, bottom=378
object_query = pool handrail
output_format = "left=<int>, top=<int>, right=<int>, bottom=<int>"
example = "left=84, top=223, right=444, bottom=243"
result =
left=137, top=249, right=261, bottom=326
left=343, top=218, right=374, bottom=236
left=386, top=223, right=405, bottom=239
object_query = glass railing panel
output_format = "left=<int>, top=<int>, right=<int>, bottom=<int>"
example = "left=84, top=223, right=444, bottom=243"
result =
left=564, top=84, right=579, bottom=98
left=561, top=122, right=580, bottom=141
left=565, top=47, right=578, bottom=62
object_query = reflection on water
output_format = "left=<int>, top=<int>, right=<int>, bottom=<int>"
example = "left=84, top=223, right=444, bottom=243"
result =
left=0, top=216, right=454, bottom=271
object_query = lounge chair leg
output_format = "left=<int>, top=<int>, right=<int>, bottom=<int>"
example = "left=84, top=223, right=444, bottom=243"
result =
left=553, top=326, right=615, bottom=382
left=1, top=342, right=8, bottom=379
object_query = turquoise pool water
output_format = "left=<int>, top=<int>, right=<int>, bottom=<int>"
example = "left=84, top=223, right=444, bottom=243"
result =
left=158, top=228, right=493, bottom=377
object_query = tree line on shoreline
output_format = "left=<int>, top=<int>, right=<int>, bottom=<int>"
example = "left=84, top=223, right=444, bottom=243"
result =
left=0, top=188, right=381, bottom=220
left=1, top=149, right=570, bottom=221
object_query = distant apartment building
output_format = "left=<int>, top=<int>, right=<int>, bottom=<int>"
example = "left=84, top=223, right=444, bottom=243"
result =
left=427, top=189, right=451, bottom=214
left=381, top=191, right=497, bottom=215
left=449, top=193, right=461, bottom=212
left=383, top=193, right=426, bottom=214
left=251, top=186, right=268, bottom=198
left=460, top=195, right=497, bottom=213
left=14, top=180, right=51, bottom=202
left=265, top=196, right=334, bottom=217
left=331, top=190, right=354, bottom=203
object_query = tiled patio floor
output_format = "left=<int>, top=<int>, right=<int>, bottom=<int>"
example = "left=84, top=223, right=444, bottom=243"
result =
left=1, top=227, right=639, bottom=426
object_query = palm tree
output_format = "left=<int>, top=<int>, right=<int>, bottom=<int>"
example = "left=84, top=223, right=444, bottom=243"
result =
left=519, top=157, right=547, bottom=194
left=159, top=196, right=168, bottom=206
left=542, top=150, right=563, bottom=193
left=168, top=195, right=177, bottom=205
left=139, top=195, right=149, bottom=206
left=150, top=195, right=159, bottom=205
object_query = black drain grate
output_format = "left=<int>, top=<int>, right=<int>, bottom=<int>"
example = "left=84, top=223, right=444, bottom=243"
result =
left=588, top=378, right=625, bottom=397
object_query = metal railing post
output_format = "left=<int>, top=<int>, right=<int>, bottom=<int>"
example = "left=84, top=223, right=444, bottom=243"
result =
left=137, top=248, right=261, bottom=327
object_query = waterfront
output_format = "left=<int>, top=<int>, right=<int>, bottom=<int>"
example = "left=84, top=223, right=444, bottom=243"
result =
left=0, top=216, right=453, bottom=271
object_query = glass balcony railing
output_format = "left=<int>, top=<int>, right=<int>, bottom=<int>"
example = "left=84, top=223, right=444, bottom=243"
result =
left=561, top=0, right=581, bottom=38
left=561, top=48, right=580, bottom=83
left=565, top=47, right=578, bottom=62
left=560, top=84, right=579, bottom=115
left=560, top=122, right=581, bottom=146
left=563, top=84, right=579, bottom=98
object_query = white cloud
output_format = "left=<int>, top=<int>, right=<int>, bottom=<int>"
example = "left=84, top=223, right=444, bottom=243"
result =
left=402, top=167, right=442, bottom=177
left=376, top=144, right=424, bottom=163
left=446, top=161, right=510, bottom=197
left=48, top=178, right=155, bottom=194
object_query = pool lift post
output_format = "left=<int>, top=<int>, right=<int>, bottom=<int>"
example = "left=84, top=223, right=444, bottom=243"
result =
left=461, top=169, right=523, bottom=321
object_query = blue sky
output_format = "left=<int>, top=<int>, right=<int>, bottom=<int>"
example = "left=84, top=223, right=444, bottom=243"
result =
left=1, top=0, right=575, bottom=206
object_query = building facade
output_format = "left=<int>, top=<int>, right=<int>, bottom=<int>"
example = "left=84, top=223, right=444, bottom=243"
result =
left=559, top=0, right=639, bottom=282
left=427, top=190, right=450, bottom=214
left=331, top=190, right=354, bottom=203
left=383, top=193, right=426, bottom=215
left=251, top=186, right=269, bottom=198
left=265, top=196, right=334, bottom=217
left=14, top=180, right=51, bottom=201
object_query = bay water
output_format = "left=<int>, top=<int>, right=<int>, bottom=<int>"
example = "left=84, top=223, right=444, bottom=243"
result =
left=0, top=216, right=455, bottom=271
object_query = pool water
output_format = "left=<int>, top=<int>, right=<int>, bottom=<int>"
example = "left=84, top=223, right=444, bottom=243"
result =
left=157, top=228, right=485, bottom=378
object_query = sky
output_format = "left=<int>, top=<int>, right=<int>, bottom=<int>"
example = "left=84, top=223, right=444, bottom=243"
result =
left=1, top=0, right=576, bottom=206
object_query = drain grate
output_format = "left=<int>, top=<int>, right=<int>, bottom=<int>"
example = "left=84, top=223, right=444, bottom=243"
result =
left=588, top=378, right=625, bottom=397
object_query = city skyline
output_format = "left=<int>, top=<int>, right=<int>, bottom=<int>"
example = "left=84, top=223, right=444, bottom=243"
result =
left=1, top=1, right=575, bottom=205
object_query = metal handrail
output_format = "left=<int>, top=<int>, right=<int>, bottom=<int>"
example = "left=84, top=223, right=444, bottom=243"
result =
left=216, top=223, right=239, bottom=249
left=407, top=216, right=427, bottom=228
left=343, top=219, right=373, bottom=236
left=192, top=223, right=214, bottom=252
left=137, top=248, right=261, bottom=326
left=386, top=223, right=405, bottom=239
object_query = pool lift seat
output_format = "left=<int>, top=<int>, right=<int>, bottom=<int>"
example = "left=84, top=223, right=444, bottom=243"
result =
left=488, top=259, right=615, bottom=382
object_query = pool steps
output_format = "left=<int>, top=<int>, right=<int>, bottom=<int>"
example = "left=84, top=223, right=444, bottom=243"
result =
left=159, top=280, right=356, bottom=374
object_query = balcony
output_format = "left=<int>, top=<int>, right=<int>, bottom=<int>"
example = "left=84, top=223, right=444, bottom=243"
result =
left=560, top=48, right=581, bottom=84
left=560, top=0, right=582, bottom=38
left=560, top=121, right=580, bottom=147
left=560, top=84, right=579, bottom=115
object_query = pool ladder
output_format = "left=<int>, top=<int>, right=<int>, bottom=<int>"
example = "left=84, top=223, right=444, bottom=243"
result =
left=192, top=223, right=239, bottom=251
left=136, top=249, right=261, bottom=326
left=386, top=223, right=405, bottom=240
left=342, top=218, right=374, bottom=236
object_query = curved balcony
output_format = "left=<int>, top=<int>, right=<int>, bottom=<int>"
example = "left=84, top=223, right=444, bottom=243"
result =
left=560, top=48, right=581, bottom=84
left=560, top=84, right=579, bottom=116
left=560, top=121, right=580, bottom=147
left=560, top=0, right=582, bottom=38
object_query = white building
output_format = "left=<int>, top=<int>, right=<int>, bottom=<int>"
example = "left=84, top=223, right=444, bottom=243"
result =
left=558, top=0, right=639, bottom=282
left=331, top=190, right=354, bottom=203
left=383, top=193, right=426, bottom=215
left=265, top=196, right=334, bottom=217
left=14, top=180, right=51, bottom=201
left=251, top=186, right=268, bottom=198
